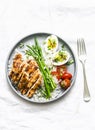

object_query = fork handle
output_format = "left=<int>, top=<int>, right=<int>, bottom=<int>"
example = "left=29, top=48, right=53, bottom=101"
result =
left=82, top=63, right=91, bottom=102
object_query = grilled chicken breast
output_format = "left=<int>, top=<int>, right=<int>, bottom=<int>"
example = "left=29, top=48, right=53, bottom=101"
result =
left=9, top=53, right=42, bottom=98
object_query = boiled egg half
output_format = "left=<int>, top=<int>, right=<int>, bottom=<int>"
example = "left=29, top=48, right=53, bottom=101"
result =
left=44, top=35, right=58, bottom=53
left=52, top=50, right=70, bottom=66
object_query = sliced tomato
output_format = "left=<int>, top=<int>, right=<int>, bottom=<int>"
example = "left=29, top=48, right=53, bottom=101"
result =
left=56, top=65, right=67, bottom=73
left=56, top=65, right=67, bottom=79
left=62, top=72, right=72, bottom=80
left=51, top=71, right=58, bottom=75
left=51, top=71, right=60, bottom=80
left=56, top=75, right=61, bottom=80
left=60, top=79, right=71, bottom=89
left=56, top=67, right=60, bottom=74
left=61, top=65, right=67, bottom=71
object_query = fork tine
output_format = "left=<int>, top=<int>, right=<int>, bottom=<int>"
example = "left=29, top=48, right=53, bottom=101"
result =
left=79, top=39, right=82, bottom=55
left=77, top=38, right=85, bottom=56
left=81, top=39, right=83, bottom=55
left=77, top=39, right=82, bottom=55
left=81, top=39, right=86, bottom=54
left=77, top=39, right=80, bottom=56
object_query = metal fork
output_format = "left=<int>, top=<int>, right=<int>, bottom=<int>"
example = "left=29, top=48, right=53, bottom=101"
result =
left=77, top=39, right=91, bottom=102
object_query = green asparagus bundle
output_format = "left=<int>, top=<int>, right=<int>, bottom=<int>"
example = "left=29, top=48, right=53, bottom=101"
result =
left=26, top=38, right=56, bottom=98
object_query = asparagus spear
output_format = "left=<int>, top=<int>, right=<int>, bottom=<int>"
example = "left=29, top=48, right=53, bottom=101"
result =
left=26, top=38, right=56, bottom=98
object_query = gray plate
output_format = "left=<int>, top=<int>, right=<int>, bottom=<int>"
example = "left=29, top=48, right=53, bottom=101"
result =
left=6, top=33, right=77, bottom=103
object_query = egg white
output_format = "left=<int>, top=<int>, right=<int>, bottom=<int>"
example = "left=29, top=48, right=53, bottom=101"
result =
left=44, top=35, right=58, bottom=53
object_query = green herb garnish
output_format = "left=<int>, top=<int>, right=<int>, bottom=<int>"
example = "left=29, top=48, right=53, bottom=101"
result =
left=19, top=43, right=24, bottom=48
left=66, top=59, right=74, bottom=65
left=61, top=44, right=65, bottom=49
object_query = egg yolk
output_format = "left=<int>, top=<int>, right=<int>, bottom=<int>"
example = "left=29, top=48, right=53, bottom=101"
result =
left=47, top=39, right=56, bottom=50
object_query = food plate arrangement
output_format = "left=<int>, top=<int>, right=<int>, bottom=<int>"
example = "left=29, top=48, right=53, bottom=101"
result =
left=6, top=33, right=77, bottom=103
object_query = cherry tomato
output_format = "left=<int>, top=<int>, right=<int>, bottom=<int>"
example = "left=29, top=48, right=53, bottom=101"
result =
left=62, top=72, right=72, bottom=80
left=60, top=79, right=71, bottom=89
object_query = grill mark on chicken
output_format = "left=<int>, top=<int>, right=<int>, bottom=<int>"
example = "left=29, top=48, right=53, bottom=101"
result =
left=21, top=88, right=28, bottom=95
left=21, top=69, right=40, bottom=95
left=9, top=54, right=25, bottom=84
left=13, top=53, right=22, bottom=60
left=17, top=72, right=29, bottom=90
left=27, top=75, right=42, bottom=98
left=25, top=64, right=38, bottom=76
left=9, top=61, right=27, bottom=84
left=27, top=89, right=36, bottom=98
left=18, top=62, right=39, bottom=91
left=27, top=59, right=38, bottom=67
left=31, top=75, right=42, bottom=90
left=12, top=54, right=23, bottom=73
left=16, top=62, right=28, bottom=83
left=26, top=69, right=40, bottom=88
left=9, top=53, right=42, bottom=98
left=9, top=54, right=22, bottom=77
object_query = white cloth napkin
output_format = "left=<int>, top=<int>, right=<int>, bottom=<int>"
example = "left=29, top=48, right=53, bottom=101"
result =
left=0, top=0, right=95, bottom=130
